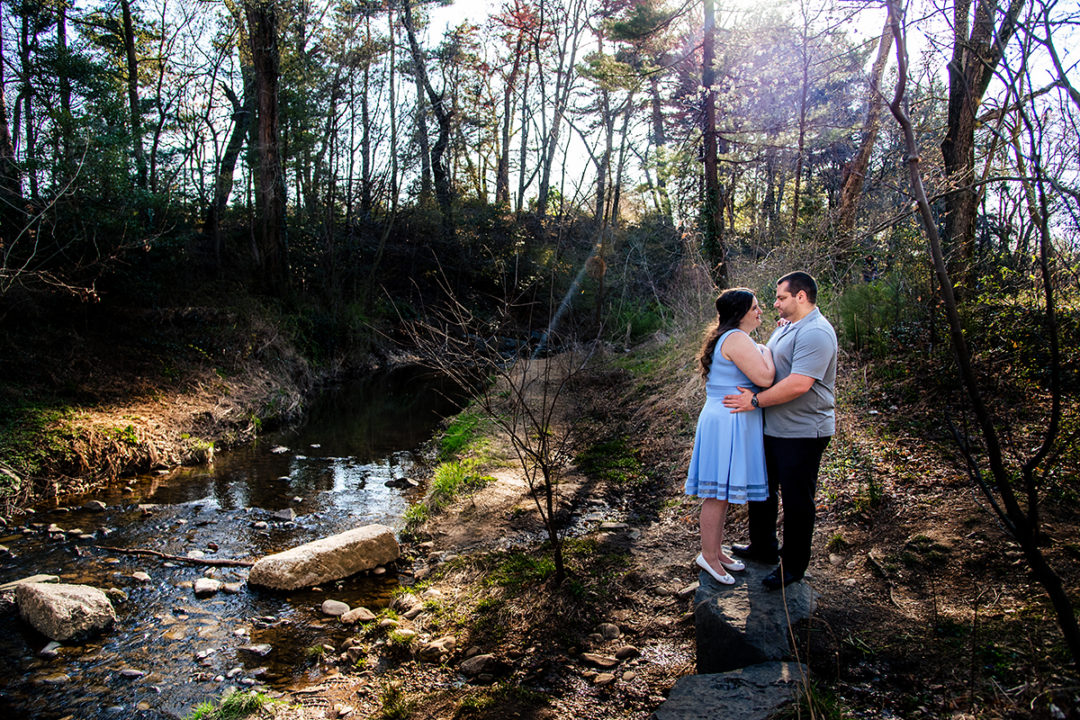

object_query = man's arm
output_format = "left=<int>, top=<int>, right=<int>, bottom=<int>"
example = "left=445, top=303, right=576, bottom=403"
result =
left=723, top=373, right=815, bottom=413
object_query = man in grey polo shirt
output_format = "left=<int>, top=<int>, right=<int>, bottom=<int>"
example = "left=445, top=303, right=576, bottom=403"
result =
left=723, top=271, right=837, bottom=589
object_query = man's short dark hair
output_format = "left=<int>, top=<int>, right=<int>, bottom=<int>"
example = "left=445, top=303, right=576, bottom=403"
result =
left=778, top=271, right=818, bottom=304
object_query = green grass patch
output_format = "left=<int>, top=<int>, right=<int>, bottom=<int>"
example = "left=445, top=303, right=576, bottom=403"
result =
left=378, top=680, right=416, bottom=720
left=453, top=682, right=548, bottom=719
left=576, top=436, right=645, bottom=484
left=439, top=409, right=483, bottom=460
left=429, top=459, right=495, bottom=510
left=0, top=403, right=80, bottom=478
left=184, top=690, right=282, bottom=720
left=486, top=551, right=556, bottom=590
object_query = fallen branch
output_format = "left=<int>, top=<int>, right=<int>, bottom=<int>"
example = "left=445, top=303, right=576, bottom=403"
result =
left=95, top=545, right=255, bottom=567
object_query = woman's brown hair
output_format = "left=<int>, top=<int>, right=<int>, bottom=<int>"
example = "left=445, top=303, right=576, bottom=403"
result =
left=697, top=288, right=755, bottom=378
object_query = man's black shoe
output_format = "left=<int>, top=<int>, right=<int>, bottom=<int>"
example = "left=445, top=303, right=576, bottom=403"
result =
left=731, top=543, right=780, bottom=565
left=761, top=567, right=802, bottom=590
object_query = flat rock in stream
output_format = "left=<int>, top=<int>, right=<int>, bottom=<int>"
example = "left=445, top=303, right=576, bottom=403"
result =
left=693, top=564, right=815, bottom=674
left=16, top=583, right=116, bottom=642
left=651, top=662, right=805, bottom=720
left=247, top=524, right=400, bottom=590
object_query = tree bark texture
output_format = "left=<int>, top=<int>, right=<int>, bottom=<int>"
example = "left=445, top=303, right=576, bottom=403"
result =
left=0, top=0, right=23, bottom=249
left=401, top=0, right=454, bottom=242
left=119, top=0, right=147, bottom=191
left=835, top=19, right=893, bottom=253
left=701, top=0, right=726, bottom=287
left=245, top=0, right=289, bottom=292
left=940, top=0, right=1025, bottom=294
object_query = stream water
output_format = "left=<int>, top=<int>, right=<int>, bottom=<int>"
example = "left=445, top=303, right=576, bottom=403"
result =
left=0, top=367, right=464, bottom=720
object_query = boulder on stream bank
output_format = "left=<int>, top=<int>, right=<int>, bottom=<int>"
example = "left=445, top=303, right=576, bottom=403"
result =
left=16, top=582, right=116, bottom=642
left=248, top=524, right=400, bottom=590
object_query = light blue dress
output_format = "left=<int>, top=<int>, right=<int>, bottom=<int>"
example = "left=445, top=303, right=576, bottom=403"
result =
left=685, top=329, right=769, bottom=503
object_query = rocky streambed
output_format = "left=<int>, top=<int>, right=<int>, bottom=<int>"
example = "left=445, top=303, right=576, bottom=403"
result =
left=0, top=368, right=464, bottom=719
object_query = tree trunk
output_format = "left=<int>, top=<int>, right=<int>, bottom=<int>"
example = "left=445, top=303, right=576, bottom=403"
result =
left=245, top=0, right=289, bottom=292
left=401, top=0, right=454, bottom=242
left=119, top=0, right=147, bottom=191
left=649, top=75, right=671, bottom=220
left=940, top=0, right=1025, bottom=295
left=0, top=0, right=23, bottom=248
left=835, top=19, right=892, bottom=250
left=701, top=0, right=725, bottom=287
left=496, top=33, right=525, bottom=207
left=536, top=0, right=584, bottom=218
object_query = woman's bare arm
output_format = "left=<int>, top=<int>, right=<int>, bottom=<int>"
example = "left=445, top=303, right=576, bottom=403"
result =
left=720, top=331, right=775, bottom=387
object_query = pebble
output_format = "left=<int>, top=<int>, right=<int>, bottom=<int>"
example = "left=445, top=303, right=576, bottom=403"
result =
left=187, top=550, right=206, bottom=559
left=85, top=500, right=107, bottom=512
left=41, top=673, right=71, bottom=685
left=321, top=599, right=350, bottom=617
left=119, top=668, right=146, bottom=678
left=675, top=582, right=699, bottom=599
left=270, top=446, right=290, bottom=454
left=598, top=623, right=621, bottom=640
left=843, top=578, right=858, bottom=587
left=594, top=672, right=616, bottom=685
left=39, top=642, right=62, bottom=659
left=252, top=521, right=269, bottom=530
left=622, top=670, right=637, bottom=682
left=615, top=645, right=640, bottom=660
left=829, top=553, right=844, bottom=566
left=271, top=508, right=296, bottom=522
left=372, top=566, right=386, bottom=575
left=341, top=607, right=376, bottom=624
left=223, top=582, right=243, bottom=594
left=240, top=644, right=272, bottom=656
left=132, top=572, right=151, bottom=583
left=194, top=578, right=223, bottom=597
left=581, top=652, right=619, bottom=669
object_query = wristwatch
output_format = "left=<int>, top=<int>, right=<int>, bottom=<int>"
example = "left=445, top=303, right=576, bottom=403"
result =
left=750, top=393, right=759, bottom=408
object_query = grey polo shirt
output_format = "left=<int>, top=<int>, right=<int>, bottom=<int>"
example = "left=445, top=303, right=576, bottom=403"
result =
left=762, top=307, right=837, bottom=438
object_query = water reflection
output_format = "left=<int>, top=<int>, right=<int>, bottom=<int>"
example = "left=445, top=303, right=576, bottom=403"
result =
left=0, top=367, right=463, bottom=720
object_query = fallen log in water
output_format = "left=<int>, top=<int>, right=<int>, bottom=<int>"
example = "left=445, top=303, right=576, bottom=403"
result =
left=94, top=546, right=255, bottom=567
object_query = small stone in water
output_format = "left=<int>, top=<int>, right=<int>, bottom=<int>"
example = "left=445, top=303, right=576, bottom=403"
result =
left=85, top=500, right=107, bottom=512
left=270, top=446, right=290, bottom=454
left=207, top=542, right=219, bottom=552
left=39, top=642, right=61, bottom=659
left=322, top=599, right=350, bottom=617
left=271, top=508, right=296, bottom=522
left=372, top=566, right=386, bottom=576
left=194, top=578, right=223, bottom=597
left=223, top=582, right=243, bottom=594
left=119, top=668, right=146, bottom=678
left=226, top=667, right=243, bottom=678
left=291, top=496, right=303, bottom=504
left=252, top=521, right=269, bottom=530
left=187, top=549, right=205, bottom=558
left=240, top=644, right=272, bottom=657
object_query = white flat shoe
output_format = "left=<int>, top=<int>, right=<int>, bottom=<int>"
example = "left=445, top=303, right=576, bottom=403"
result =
left=720, top=557, right=745, bottom=573
left=696, top=553, right=734, bottom=585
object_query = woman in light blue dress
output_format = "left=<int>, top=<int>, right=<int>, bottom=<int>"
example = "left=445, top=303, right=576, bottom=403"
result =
left=686, top=289, right=775, bottom=584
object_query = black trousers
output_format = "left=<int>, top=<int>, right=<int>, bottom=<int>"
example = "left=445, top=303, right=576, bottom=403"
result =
left=748, top=435, right=831, bottom=579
